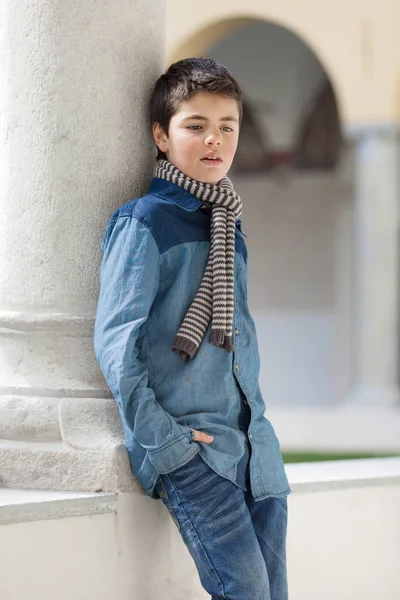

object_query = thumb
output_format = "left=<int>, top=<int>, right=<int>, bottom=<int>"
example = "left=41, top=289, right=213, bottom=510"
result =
left=192, top=429, right=214, bottom=443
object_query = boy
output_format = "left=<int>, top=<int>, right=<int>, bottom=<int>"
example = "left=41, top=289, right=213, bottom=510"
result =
left=94, top=57, right=291, bottom=600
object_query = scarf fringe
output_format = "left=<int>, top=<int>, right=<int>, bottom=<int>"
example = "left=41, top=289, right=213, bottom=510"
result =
left=210, top=329, right=226, bottom=347
left=223, top=335, right=234, bottom=353
left=211, top=330, right=234, bottom=353
left=172, top=335, right=198, bottom=361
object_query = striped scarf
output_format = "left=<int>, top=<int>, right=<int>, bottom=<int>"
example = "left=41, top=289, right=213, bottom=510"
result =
left=154, top=160, right=243, bottom=361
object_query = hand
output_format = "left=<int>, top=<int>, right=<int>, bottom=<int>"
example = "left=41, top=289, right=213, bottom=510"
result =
left=191, top=429, right=214, bottom=443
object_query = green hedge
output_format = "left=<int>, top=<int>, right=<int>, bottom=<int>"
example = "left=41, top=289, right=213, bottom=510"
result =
left=282, top=452, right=399, bottom=463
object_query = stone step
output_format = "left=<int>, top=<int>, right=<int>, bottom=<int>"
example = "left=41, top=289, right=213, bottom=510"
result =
left=0, top=488, right=117, bottom=526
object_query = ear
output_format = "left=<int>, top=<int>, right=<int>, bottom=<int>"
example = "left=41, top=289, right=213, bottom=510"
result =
left=152, top=123, right=169, bottom=153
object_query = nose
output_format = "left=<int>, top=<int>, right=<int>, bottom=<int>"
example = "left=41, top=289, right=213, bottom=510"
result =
left=205, top=130, right=221, bottom=147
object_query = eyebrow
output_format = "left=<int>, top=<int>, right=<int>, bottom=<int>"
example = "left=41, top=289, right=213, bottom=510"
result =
left=182, top=114, right=239, bottom=123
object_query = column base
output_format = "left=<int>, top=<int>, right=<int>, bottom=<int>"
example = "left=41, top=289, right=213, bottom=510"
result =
left=0, top=396, right=138, bottom=493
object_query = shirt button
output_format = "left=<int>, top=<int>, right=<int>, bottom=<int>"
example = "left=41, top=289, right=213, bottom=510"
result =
left=200, top=204, right=208, bottom=210
left=235, top=364, right=240, bottom=371
left=249, top=433, right=253, bottom=439
left=235, top=328, right=240, bottom=335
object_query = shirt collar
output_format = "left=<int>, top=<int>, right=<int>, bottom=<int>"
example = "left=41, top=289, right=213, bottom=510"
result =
left=149, top=178, right=204, bottom=212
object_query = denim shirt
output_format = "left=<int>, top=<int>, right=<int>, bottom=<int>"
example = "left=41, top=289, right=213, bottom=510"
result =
left=94, top=178, right=291, bottom=501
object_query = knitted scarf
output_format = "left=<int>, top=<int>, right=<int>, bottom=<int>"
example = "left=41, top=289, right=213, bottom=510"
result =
left=154, top=159, right=243, bottom=361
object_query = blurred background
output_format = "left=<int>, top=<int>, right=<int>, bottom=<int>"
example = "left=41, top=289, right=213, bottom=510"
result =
left=166, top=1, right=400, bottom=462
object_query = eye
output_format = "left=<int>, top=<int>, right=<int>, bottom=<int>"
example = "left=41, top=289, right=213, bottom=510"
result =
left=187, top=125, right=203, bottom=131
left=222, top=126, right=234, bottom=132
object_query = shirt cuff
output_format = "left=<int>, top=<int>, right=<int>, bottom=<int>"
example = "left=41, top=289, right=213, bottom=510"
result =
left=147, top=425, right=200, bottom=474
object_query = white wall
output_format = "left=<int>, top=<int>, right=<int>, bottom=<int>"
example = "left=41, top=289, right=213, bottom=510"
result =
left=2, top=459, right=399, bottom=600
left=287, top=483, right=400, bottom=600
left=233, top=169, right=353, bottom=407
left=287, top=458, right=400, bottom=599
left=0, top=492, right=206, bottom=600
left=1, top=514, right=122, bottom=600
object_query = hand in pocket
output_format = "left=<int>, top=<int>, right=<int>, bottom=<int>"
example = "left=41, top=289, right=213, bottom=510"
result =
left=190, top=429, right=214, bottom=443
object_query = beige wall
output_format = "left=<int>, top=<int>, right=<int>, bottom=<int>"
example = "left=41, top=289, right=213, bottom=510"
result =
left=166, top=0, right=400, bottom=126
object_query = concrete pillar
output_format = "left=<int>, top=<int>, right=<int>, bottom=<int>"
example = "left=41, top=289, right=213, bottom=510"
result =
left=0, top=0, right=164, bottom=491
left=349, top=123, right=400, bottom=407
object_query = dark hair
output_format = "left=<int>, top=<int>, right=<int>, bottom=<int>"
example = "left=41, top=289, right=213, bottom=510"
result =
left=150, top=57, right=243, bottom=160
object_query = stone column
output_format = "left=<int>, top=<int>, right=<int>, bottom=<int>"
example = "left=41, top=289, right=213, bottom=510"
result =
left=0, top=0, right=164, bottom=491
left=349, top=123, right=400, bottom=407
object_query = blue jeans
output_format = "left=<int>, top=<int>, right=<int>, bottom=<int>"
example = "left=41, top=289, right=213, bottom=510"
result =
left=155, top=452, right=288, bottom=600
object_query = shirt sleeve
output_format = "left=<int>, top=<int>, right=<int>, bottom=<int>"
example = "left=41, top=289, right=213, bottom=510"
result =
left=93, top=215, right=199, bottom=474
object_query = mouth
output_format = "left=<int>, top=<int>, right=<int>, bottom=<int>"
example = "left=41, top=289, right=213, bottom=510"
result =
left=201, top=154, right=223, bottom=166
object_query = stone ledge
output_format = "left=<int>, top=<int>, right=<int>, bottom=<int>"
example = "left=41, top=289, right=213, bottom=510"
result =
left=0, top=310, right=95, bottom=334
left=285, top=456, right=400, bottom=493
left=0, top=489, right=117, bottom=526
left=3, top=458, right=399, bottom=527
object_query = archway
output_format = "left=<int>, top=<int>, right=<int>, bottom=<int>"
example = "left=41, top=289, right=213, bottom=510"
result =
left=170, top=19, right=352, bottom=409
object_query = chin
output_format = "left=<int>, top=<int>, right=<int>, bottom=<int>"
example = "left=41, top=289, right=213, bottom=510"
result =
left=198, top=171, right=227, bottom=185
left=198, top=176, right=220, bottom=185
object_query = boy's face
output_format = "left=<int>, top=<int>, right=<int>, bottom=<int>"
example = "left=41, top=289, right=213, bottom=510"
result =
left=153, top=91, right=240, bottom=184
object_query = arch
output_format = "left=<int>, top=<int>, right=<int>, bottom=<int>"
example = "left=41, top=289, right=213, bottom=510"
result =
left=168, top=17, right=343, bottom=171
left=167, top=16, right=344, bottom=125
left=166, top=1, right=400, bottom=126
